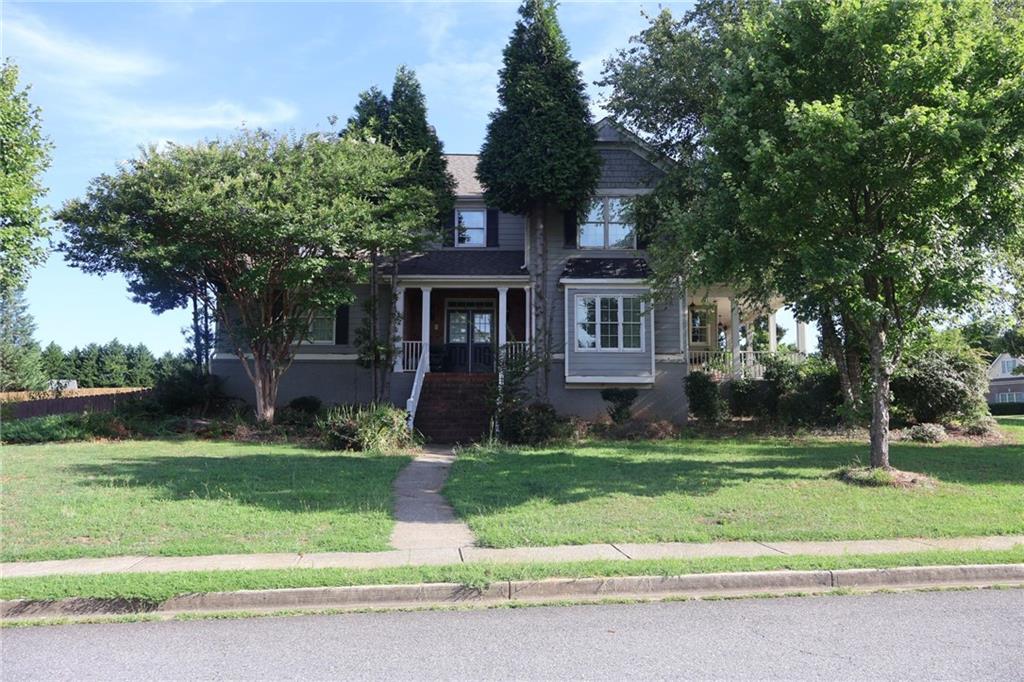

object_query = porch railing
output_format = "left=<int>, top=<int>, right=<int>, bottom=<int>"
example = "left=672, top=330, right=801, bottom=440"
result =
left=405, top=347, right=429, bottom=432
left=687, top=350, right=803, bottom=379
left=503, top=341, right=530, bottom=365
left=397, top=341, right=423, bottom=373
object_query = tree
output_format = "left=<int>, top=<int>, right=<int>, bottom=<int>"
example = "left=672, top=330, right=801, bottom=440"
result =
left=347, top=67, right=456, bottom=399
left=98, top=339, right=129, bottom=387
left=40, top=341, right=67, bottom=380
left=125, top=343, right=157, bottom=387
left=1, top=60, right=52, bottom=296
left=605, top=0, right=1024, bottom=468
left=58, top=129, right=436, bottom=423
left=477, top=0, right=601, bottom=393
left=75, top=344, right=102, bottom=389
left=0, top=288, right=46, bottom=391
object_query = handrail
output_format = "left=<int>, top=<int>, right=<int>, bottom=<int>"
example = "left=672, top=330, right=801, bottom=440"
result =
left=405, top=347, right=429, bottom=432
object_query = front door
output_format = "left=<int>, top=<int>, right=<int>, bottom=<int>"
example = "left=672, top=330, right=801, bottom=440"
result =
left=446, top=308, right=495, bottom=372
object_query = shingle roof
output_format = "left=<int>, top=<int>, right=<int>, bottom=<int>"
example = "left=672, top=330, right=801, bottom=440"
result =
left=561, top=257, right=651, bottom=280
left=445, top=154, right=483, bottom=196
left=395, top=250, right=528, bottom=277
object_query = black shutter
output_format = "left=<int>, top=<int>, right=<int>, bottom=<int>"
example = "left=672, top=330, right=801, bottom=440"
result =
left=486, top=209, right=500, bottom=247
left=636, top=225, right=649, bottom=250
left=442, top=209, right=456, bottom=248
left=335, top=305, right=350, bottom=345
left=563, top=209, right=577, bottom=249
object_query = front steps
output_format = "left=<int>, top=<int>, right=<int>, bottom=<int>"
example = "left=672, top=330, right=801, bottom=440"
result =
left=413, top=373, right=495, bottom=443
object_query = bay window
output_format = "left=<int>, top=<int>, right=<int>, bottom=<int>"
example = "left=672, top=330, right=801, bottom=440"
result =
left=575, top=294, right=644, bottom=351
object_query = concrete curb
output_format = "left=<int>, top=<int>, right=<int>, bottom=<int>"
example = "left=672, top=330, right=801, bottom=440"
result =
left=3, top=564, right=1022, bottom=620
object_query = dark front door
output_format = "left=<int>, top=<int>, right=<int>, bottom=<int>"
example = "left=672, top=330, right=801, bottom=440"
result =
left=445, top=308, right=495, bottom=372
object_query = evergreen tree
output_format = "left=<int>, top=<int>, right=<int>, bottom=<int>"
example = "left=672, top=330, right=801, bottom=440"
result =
left=477, top=0, right=601, bottom=394
left=345, top=86, right=390, bottom=140
left=39, top=341, right=67, bottom=380
left=99, top=339, right=129, bottom=387
left=125, top=343, right=157, bottom=387
left=0, top=287, right=46, bottom=391
left=76, top=343, right=101, bottom=388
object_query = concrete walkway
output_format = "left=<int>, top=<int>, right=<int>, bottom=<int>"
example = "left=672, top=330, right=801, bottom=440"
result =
left=389, top=446, right=475, bottom=551
left=2, top=535, right=1020, bottom=580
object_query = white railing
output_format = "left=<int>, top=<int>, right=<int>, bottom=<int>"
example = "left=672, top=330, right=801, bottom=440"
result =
left=503, top=341, right=530, bottom=365
left=405, top=347, right=429, bottom=432
left=688, top=350, right=804, bottom=379
left=397, top=341, right=423, bottom=373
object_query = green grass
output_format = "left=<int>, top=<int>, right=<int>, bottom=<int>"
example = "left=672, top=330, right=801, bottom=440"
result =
left=1, top=439, right=411, bottom=562
left=446, top=420, right=1024, bottom=548
left=1, top=548, right=1020, bottom=603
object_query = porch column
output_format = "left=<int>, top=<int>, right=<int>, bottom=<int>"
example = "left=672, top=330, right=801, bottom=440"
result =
left=497, top=286, right=508, bottom=352
left=730, top=298, right=742, bottom=377
left=767, top=311, right=778, bottom=353
left=679, top=286, right=689, bottom=357
left=525, top=286, right=533, bottom=344
left=393, top=286, right=405, bottom=371
left=420, top=287, right=431, bottom=372
left=796, top=320, right=808, bottom=355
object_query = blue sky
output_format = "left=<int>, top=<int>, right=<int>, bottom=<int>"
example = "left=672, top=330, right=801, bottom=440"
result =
left=5, top=0, right=804, bottom=354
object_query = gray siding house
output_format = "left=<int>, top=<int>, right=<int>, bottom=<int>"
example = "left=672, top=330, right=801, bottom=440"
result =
left=212, top=118, right=808, bottom=437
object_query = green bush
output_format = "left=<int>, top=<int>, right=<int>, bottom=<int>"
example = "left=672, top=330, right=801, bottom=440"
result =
left=287, top=395, right=322, bottom=415
left=0, top=412, right=129, bottom=444
left=317, top=403, right=414, bottom=452
left=725, top=378, right=773, bottom=418
left=892, top=343, right=988, bottom=425
left=684, top=371, right=728, bottom=423
left=963, top=415, right=999, bottom=437
left=600, top=388, right=638, bottom=424
left=498, top=402, right=566, bottom=446
left=905, top=422, right=947, bottom=443
left=989, top=402, right=1024, bottom=415
left=151, top=367, right=226, bottom=417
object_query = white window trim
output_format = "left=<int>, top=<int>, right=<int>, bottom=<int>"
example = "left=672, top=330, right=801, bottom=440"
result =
left=573, top=293, right=645, bottom=353
left=689, top=304, right=716, bottom=349
left=305, top=310, right=336, bottom=345
left=454, top=208, right=487, bottom=248
left=578, top=196, right=637, bottom=250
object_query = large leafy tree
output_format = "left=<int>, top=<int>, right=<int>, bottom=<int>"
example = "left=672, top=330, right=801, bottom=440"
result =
left=0, top=60, right=52, bottom=297
left=606, top=0, right=1024, bottom=467
left=58, top=129, right=436, bottom=423
left=477, top=0, right=601, bottom=390
left=0, top=287, right=46, bottom=392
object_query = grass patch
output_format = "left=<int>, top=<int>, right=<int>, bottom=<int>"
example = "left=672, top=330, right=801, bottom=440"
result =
left=0, top=439, right=410, bottom=562
left=0, top=548, right=1020, bottom=603
left=446, top=422, right=1024, bottom=548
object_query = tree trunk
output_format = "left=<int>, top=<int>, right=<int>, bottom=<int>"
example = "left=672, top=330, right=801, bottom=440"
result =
left=251, top=353, right=279, bottom=424
left=820, top=311, right=855, bottom=408
left=868, top=324, right=891, bottom=469
left=531, top=202, right=549, bottom=399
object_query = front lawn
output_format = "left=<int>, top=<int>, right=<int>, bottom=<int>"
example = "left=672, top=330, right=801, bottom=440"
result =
left=446, top=419, right=1024, bottom=548
left=1, top=440, right=410, bottom=562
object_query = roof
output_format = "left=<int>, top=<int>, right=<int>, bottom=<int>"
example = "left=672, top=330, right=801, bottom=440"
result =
left=445, top=154, right=483, bottom=197
left=395, top=250, right=527, bottom=277
left=560, top=257, right=651, bottom=280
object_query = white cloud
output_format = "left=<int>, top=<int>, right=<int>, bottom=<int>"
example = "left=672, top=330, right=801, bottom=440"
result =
left=94, top=98, right=299, bottom=134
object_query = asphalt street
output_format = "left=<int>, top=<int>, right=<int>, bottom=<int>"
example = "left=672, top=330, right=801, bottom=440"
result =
left=3, top=589, right=1022, bottom=680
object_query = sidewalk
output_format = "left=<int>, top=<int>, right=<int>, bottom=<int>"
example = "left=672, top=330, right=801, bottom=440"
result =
left=3, top=535, right=1021, bottom=580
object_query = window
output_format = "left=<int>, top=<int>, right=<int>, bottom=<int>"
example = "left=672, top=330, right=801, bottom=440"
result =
left=998, top=392, right=1024, bottom=403
left=575, top=295, right=644, bottom=351
left=578, top=197, right=636, bottom=249
left=308, top=309, right=335, bottom=344
left=690, top=306, right=715, bottom=346
left=1001, top=358, right=1020, bottom=375
left=455, top=209, right=486, bottom=247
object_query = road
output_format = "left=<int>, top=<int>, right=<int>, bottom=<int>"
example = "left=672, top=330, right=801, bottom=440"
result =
left=3, top=590, right=1022, bottom=680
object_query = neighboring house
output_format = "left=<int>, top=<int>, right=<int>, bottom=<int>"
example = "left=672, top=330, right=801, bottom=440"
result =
left=212, top=118, right=808, bottom=438
left=986, top=353, right=1024, bottom=404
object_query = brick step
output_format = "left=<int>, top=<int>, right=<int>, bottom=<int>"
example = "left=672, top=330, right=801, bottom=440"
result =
left=414, top=373, right=494, bottom=444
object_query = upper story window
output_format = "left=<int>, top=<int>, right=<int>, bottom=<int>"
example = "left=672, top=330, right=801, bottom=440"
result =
left=575, top=294, right=643, bottom=352
left=308, top=309, right=335, bottom=344
left=455, top=208, right=486, bottom=247
left=1001, top=358, right=1020, bottom=375
left=579, top=197, right=636, bottom=249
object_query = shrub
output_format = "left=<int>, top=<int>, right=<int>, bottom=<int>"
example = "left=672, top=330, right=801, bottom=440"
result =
left=892, top=345, right=988, bottom=425
left=498, top=402, right=566, bottom=446
left=777, top=359, right=844, bottom=427
left=317, top=403, right=414, bottom=452
left=905, top=422, right=947, bottom=443
left=287, top=395, right=322, bottom=415
left=963, top=415, right=999, bottom=437
left=724, top=378, right=772, bottom=418
left=684, top=371, right=728, bottom=423
left=600, top=388, right=638, bottom=424
left=0, top=412, right=128, bottom=444
left=151, top=367, right=226, bottom=417
left=592, top=418, right=680, bottom=441
left=989, top=402, right=1024, bottom=416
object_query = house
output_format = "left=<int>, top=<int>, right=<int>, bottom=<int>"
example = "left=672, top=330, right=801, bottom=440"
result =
left=211, top=118, right=808, bottom=439
left=986, top=353, right=1024, bottom=405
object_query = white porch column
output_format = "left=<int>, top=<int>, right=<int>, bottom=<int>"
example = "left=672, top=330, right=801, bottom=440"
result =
left=420, top=287, right=431, bottom=372
left=796, top=320, right=808, bottom=355
left=767, top=311, right=778, bottom=353
left=730, top=298, right=742, bottom=377
left=526, top=286, right=533, bottom=344
left=393, top=286, right=405, bottom=371
left=679, top=287, right=689, bottom=357
left=497, top=286, right=508, bottom=352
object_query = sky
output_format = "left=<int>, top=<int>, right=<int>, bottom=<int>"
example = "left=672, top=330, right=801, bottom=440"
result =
left=3, top=0, right=807, bottom=354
